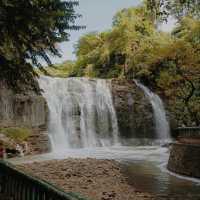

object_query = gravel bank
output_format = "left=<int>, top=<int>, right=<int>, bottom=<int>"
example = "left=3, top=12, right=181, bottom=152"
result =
left=17, top=158, right=155, bottom=200
left=17, top=158, right=196, bottom=200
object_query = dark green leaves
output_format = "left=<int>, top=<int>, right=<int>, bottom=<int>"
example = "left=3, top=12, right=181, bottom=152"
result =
left=0, top=0, right=82, bottom=90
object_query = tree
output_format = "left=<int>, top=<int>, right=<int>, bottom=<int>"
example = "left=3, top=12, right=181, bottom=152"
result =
left=146, top=0, right=200, bottom=21
left=172, top=16, right=200, bottom=49
left=0, top=0, right=82, bottom=90
left=74, top=6, right=160, bottom=78
left=133, top=37, right=200, bottom=125
left=112, top=6, right=168, bottom=78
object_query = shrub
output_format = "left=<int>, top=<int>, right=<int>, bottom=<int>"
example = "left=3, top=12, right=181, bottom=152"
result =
left=0, top=127, right=31, bottom=142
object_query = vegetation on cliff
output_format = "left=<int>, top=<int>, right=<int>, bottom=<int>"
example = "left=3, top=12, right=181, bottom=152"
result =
left=36, top=60, right=76, bottom=78
left=0, top=127, right=31, bottom=142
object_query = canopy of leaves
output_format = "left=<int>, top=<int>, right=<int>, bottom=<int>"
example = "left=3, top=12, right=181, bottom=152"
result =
left=0, top=127, right=31, bottom=142
left=146, top=0, right=200, bottom=21
left=0, top=0, right=82, bottom=91
left=72, top=6, right=161, bottom=78
left=36, top=60, right=76, bottom=78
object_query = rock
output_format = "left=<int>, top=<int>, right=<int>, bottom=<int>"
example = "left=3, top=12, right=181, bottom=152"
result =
left=26, top=129, right=51, bottom=155
left=0, top=134, right=17, bottom=149
left=17, top=158, right=147, bottom=200
left=0, top=134, right=27, bottom=157
left=111, top=79, right=155, bottom=139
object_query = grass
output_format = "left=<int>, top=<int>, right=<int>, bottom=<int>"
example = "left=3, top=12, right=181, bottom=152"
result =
left=0, top=127, right=31, bottom=142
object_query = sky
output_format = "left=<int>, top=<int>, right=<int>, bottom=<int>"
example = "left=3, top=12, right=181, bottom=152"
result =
left=50, top=0, right=175, bottom=64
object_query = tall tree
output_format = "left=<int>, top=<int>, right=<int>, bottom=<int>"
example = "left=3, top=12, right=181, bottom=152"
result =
left=146, top=0, right=200, bottom=21
left=0, top=0, right=82, bottom=90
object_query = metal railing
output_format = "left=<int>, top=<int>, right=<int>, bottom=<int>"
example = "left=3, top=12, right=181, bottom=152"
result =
left=174, top=127, right=200, bottom=138
left=0, top=161, right=89, bottom=200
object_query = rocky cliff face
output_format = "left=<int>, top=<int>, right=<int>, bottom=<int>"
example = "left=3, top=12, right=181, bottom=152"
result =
left=0, top=84, right=47, bottom=128
left=111, top=79, right=155, bottom=139
left=0, top=81, right=50, bottom=155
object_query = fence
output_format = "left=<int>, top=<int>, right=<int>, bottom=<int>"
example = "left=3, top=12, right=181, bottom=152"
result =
left=174, top=127, right=200, bottom=138
left=0, top=161, right=89, bottom=200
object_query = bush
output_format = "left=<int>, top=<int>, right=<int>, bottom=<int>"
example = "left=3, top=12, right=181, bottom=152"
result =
left=0, top=127, right=31, bottom=142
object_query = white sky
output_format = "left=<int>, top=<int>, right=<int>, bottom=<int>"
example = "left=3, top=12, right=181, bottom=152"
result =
left=50, top=0, right=175, bottom=64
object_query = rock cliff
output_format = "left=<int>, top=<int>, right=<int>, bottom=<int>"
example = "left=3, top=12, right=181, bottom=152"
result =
left=0, top=81, right=50, bottom=156
left=0, top=83, right=47, bottom=128
left=111, top=79, right=155, bottom=139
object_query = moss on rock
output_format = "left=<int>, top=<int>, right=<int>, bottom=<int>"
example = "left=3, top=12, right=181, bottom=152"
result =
left=0, top=127, right=31, bottom=142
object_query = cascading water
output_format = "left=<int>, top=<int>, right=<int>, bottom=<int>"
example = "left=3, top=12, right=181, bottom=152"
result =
left=134, top=80, right=170, bottom=139
left=38, top=76, right=120, bottom=151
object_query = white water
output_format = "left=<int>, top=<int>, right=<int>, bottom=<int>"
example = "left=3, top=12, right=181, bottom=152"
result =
left=134, top=80, right=170, bottom=139
left=38, top=76, right=120, bottom=151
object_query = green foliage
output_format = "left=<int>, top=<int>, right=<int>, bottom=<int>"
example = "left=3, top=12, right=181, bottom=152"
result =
left=168, top=0, right=200, bottom=19
left=140, top=39, right=199, bottom=125
left=37, top=60, right=76, bottom=78
left=146, top=0, right=200, bottom=21
left=72, top=6, right=160, bottom=79
left=0, top=127, right=31, bottom=142
left=173, top=17, right=200, bottom=48
left=0, top=0, right=82, bottom=90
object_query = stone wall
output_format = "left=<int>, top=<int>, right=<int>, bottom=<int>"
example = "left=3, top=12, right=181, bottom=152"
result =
left=111, top=79, right=155, bottom=138
left=167, top=143, right=200, bottom=178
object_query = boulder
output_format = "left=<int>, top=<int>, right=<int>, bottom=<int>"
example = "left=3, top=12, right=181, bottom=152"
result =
left=0, top=133, right=27, bottom=157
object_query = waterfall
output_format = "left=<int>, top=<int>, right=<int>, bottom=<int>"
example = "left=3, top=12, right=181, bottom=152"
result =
left=38, top=76, right=120, bottom=151
left=134, top=80, right=170, bottom=139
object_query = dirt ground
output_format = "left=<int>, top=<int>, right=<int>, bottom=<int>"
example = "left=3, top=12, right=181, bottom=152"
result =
left=17, top=158, right=190, bottom=200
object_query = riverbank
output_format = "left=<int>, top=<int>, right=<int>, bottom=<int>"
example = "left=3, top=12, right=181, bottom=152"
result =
left=17, top=158, right=157, bottom=200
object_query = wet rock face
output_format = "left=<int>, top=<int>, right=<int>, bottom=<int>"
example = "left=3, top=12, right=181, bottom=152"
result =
left=0, top=83, right=48, bottom=128
left=111, top=79, right=155, bottom=138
